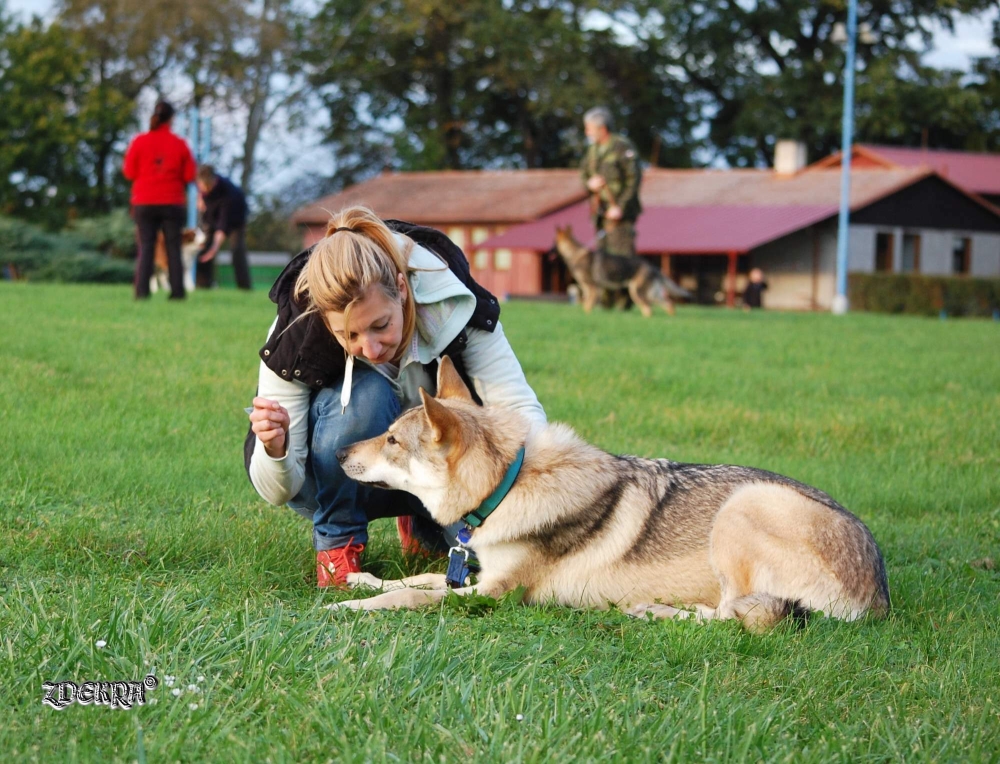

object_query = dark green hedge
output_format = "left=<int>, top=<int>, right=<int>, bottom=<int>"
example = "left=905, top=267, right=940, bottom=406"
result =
left=4, top=249, right=134, bottom=283
left=1, top=216, right=134, bottom=283
left=849, top=273, right=1000, bottom=317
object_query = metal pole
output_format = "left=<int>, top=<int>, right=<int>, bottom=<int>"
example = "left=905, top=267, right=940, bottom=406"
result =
left=200, top=116, right=212, bottom=164
left=187, top=106, right=200, bottom=229
left=832, top=0, right=858, bottom=315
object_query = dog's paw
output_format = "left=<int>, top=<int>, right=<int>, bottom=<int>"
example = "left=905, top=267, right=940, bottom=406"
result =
left=625, top=603, right=694, bottom=621
left=346, top=572, right=384, bottom=590
left=325, top=599, right=367, bottom=612
left=624, top=603, right=655, bottom=619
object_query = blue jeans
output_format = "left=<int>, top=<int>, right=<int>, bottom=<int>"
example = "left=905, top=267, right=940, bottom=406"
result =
left=287, top=365, right=440, bottom=551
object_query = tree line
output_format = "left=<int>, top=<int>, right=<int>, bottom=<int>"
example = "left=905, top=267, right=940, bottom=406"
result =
left=1, top=0, right=998, bottom=228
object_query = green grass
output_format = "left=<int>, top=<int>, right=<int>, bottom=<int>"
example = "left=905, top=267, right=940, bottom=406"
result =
left=214, top=264, right=286, bottom=290
left=1, top=282, right=999, bottom=762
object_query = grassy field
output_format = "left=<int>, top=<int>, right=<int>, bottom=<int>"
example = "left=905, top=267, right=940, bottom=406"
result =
left=1, top=282, right=998, bottom=763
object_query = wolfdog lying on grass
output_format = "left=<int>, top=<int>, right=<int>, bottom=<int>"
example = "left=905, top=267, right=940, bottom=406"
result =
left=333, top=358, right=890, bottom=631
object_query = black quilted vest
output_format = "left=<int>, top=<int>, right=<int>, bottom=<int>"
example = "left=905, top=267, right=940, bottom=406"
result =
left=243, top=219, right=500, bottom=475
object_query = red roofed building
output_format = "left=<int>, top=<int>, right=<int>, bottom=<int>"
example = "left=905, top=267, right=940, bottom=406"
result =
left=816, top=145, right=1000, bottom=207
left=291, top=169, right=586, bottom=297
left=292, top=145, right=1000, bottom=310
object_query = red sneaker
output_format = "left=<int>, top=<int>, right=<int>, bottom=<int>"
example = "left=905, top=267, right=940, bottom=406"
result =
left=396, top=515, right=451, bottom=558
left=316, top=541, right=364, bottom=588
left=396, top=516, right=422, bottom=556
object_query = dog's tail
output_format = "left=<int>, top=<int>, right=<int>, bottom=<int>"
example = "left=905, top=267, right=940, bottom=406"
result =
left=654, top=275, right=692, bottom=301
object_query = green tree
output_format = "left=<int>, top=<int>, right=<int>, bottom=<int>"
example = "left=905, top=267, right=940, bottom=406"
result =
left=0, top=17, right=95, bottom=226
left=967, top=19, right=1000, bottom=152
left=218, top=0, right=308, bottom=198
left=55, top=0, right=190, bottom=210
left=166, top=0, right=309, bottom=199
left=642, top=0, right=999, bottom=165
left=304, top=0, right=698, bottom=186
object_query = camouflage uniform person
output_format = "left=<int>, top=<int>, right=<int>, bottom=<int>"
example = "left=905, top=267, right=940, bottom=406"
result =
left=580, top=107, right=643, bottom=258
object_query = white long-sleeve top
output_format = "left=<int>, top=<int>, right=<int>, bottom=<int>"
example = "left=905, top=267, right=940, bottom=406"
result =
left=248, top=238, right=546, bottom=506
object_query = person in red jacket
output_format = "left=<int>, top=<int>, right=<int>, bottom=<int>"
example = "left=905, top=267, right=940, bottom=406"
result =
left=123, top=101, right=197, bottom=299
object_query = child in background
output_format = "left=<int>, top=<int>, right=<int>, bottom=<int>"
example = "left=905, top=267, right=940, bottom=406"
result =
left=743, top=268, right=768, bottom=310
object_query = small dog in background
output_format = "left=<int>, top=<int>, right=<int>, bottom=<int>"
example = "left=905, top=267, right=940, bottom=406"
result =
left=150, top=228, right=204, bottom=294
left=554, top=225, right=689, bottom=317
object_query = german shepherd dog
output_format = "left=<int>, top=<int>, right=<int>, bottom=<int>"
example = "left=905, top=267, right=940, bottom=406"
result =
left=332, top=358, right=890, bottom=631
left=554, top=225, right=689, bottom=317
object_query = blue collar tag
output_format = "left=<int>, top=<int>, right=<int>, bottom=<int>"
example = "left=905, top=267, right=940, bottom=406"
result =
left=457, top=526, right=473, bottom=546
left=445, top=546, right=471, bottom=589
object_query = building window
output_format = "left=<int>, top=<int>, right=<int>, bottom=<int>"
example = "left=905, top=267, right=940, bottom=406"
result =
left=494, top=249, right=512, bottom=271
left=474, top=249, right=489, bottom=270
left=901, top=233, right=921, bottom=273
left=471, top=227, right=490, bottom=245
left=875, top=232, right=894, bottom=272
left=952, top=236, right=971, bottom=275
left=447, top=227, right=466, bottom=250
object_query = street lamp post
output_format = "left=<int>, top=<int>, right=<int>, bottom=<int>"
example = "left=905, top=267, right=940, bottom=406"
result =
left=832, top=0, right=859, bottom=315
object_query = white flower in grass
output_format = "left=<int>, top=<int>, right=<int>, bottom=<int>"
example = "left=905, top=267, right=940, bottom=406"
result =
left=171, top=688, right=182, bottom=697
left=188, top=702, right=198, bottom=710
left=197, top=675, right=205, bottom=683
left=164, top=675, right=175, bottom=686
left=95, top=640, right=107, bottom=649
left=516, top=714, right=524, bottom=721
left=187, top=684, right=200, bottom=693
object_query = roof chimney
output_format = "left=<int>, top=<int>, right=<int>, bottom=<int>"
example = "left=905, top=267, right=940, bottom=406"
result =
left=774, top=140, right=807, bottom=176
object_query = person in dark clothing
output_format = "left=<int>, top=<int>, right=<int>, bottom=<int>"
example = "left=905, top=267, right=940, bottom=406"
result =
left=123, top=100, right=197, bottom=300
left=743, top=268, right=768, bottom=310
left=195, top=165, right=251, bottom=290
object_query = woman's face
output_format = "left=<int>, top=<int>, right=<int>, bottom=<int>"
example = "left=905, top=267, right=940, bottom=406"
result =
left=326, top=275, right=407, bottom=363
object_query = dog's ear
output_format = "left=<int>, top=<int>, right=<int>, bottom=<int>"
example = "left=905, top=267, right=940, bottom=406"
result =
left=436, top=355, right=473, bottom=402
left=420, top=388, right=461, bottom=444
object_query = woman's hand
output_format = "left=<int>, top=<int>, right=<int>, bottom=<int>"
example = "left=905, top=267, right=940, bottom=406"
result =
left=250, top=397, right=290, bottom=458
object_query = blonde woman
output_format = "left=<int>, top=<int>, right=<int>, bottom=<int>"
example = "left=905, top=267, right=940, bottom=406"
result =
left=245, top=207, right=546, bottom=587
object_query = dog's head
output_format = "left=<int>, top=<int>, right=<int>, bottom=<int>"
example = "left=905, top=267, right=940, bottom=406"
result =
left=337, top=356, right=512, bottom=525
left=183, top=227, right=208, bottom=248
left=553, top=225, right=585, bottom=259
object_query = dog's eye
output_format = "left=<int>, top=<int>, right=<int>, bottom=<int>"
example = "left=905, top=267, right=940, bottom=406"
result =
left=386, top=435, right=397, bottom=445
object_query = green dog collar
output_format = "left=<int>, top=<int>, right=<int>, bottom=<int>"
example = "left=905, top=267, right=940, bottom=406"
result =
left=462, top=446, right=525, bottom=529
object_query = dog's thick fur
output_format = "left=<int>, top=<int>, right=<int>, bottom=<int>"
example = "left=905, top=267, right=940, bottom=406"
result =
left=554, top=225, right=689, bottom=317
left=333, top=358, right=890, bottom=631
left=150, top=228, right=203, bottom=294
